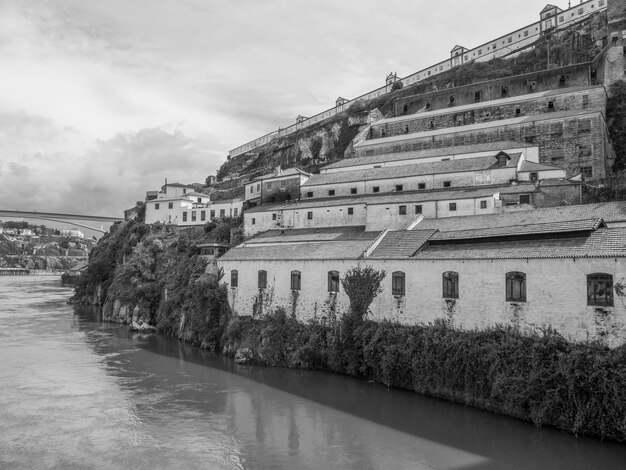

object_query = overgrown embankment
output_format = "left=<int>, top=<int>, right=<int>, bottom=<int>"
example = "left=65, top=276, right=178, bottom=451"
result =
left=74, top=223, right=626, bottom=442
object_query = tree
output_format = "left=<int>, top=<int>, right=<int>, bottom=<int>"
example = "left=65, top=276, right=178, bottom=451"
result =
left=341, top=265, right=386, bottom=323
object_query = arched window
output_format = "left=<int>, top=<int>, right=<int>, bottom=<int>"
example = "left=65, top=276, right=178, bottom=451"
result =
left=230, top=270, right=238, bottom=288
left=587, top=273, right=613, bottom=307
left=392, top=271, right=405, bottom=296
left=442, top=272, right=459, bottom=299
left=506, top=272, right=526, bottom=302
left=258, top=270, right=267, bottom=289
left=291, top=270, right=301, bottom=291
left=328, top=270, right=340, bottom=293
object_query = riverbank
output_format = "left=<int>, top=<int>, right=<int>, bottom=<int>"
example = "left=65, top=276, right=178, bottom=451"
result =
left=72, top=218, right=626, bottom=442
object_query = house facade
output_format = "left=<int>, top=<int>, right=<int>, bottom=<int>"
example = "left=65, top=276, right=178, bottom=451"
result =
left=220, top=202, right=626, bottom=346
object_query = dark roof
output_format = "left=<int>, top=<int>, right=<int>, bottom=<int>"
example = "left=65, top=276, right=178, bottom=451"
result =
left=412, top=228, right=626, bottom=260
left=430, top=218, right=604, bottom=241
left=303, top=154, right=520, bottom=187
left=220, top=238, right=375, bottom=261
left=414, top=202, right=626, bottom=233
left=323, top=142, right=533, bottom=170
left=368, top=230, right=437, bottom=258
left=246, top=226, right=372, bottom=244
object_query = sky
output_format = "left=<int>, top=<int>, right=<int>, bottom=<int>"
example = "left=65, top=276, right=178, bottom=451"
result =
left=0, top=0, right=563, bottom=217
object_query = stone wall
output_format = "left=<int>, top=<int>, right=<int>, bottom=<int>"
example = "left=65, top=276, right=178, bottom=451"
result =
left=393, top=65, right=594, bottom=117
left=357, top=111, right=612, bottom=178
left=380, top=86, right=606, bottom=137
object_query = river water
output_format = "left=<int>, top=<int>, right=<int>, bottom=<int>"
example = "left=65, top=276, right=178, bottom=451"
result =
left=1, top=276, right=625, bottom=469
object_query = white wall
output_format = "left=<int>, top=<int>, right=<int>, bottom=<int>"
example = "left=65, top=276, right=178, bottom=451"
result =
left=220, top=254, right=626, bottom=346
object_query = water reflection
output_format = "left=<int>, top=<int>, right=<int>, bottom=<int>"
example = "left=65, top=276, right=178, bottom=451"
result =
left=72, top=302, right=626, bottom=470
left=2, top=277, right=625, bottom=470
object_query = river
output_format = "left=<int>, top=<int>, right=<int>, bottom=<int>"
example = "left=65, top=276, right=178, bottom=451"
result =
left=1, top=276, right=625, bottom=469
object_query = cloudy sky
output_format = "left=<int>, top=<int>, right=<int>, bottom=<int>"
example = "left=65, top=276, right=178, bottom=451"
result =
left=0, top=0, right=558, bottom=216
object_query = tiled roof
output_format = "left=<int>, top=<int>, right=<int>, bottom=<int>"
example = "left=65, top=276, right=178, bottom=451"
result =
left=356, top=109, right=603, bottom=148
left=368, top=230, right=437, bottom=258
left=412, top=228, right=626, bottom=260
left=430, top=218, right=603, bottom=241
left=246, top=226, right=372, bottom=244
left=303, top=154, right=520, bottom=187
left=414, top=202, right=626, bottom=232
left=518, top=160, right=563, bottom=172
left=375, top=85, right=604, bottom=126
left=220, top=238, right=374, bottom=261
left=322, top=141, right=533, bottom=170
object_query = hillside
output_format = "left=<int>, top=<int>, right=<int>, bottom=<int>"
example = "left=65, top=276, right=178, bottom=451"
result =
left=211, top=9, right=609, bottom=192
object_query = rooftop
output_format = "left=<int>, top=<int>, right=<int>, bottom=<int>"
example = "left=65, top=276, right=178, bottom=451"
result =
left=412, top=227, right=626, bottom=260
left=303, top=154, right=521, bottom=187
left=322, top=141, right=534, bottom=171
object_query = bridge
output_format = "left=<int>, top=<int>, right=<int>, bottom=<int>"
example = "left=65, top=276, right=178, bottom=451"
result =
left=0, top=210, right=123, bottom=234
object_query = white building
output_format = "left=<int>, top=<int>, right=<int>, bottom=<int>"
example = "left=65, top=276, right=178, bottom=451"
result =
left=220, top=201, right=626, bottom=347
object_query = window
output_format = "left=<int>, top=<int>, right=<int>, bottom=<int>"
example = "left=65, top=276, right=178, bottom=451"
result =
left=392, top=271, right=406, bottom=296
left=506, top=272, right=526, bottom=302
left=231, top=270, right=238, bottom=288
left=168, top=202, right=173, bottom=209
left=191, top=211, right=197, bottom=222
left=548, top=100, right=554, bottom=110
left=587, top=274, right=613, bottom=307
left=258, top=270, right=267, bottom=289
left=578, top=145, right=592, bottom=157
left=182, top=212, right=187, bottom=222
left=250, top=186, right=254, bottom=194
left=201, top=210, right=206, bottom=221
left=443, top=181, right=451, bottom=188
left=516, top=107, right=521, bottom=115
left=415, top=205, right=423, bottom=214
left=519, top=194, right=530, bottom=204
left=280, top=180, right=285, bottom=188
left=210, top=210, right=215, bottom=219
left=183, top=189, right=187, bottom=194
left=578, top=119, right=592, bottom=133
left=307, top=211, right=313, bottom=220
left=449, top=202, right=457, bottom=211
left=272, top=213, right=277, bottom=220
left=256, top=183, right=261, bottom=191
left=474, top=91, right=481, bottom=102
left=266, top=182, right=272, bottom=190
left=578, top=7, right=583, bottom=14
left=155, top=203, right=160, bottom=210
left=530, top=172, right=538, bottom=182
left=395, top=184, right=403, bottom=192
left=328, top=270, right=340, bottom=293
left=582, top=95, right=589, bottom=108
left=381, top=129, right=386, bottom=137
left=373, top=186, right=380, bottom=193
left=507, top=37, right=512, bottom=43
left=449, top=96, right=455, bottom=105
left=559, top=15, right=564, bottom=22
left=399, top=205, right=407, bottom=215
left=418, top=183, right=426, bottom=190
left=524, top=30, right=528, bottom=37
left=197, top=198, right=202, bottom=203
left=291, top=270, right=301, bottom=291
left=328, top=189, right=335, bottom=196
left=580, top=166, right=593, bottom=178
left=351, top=188, right=357, bottom=194
left=306, top=191, right=313, bottom=198
left=251, top=218, right=255, bottom=225
left=365, top=150, right=375, bottom=156
left=443, top=272, right=459, bottom=299
left=501, top=86, right=508, bottom=98
left=480, top=200, right=487, bottom=209
left=347, top=207, right=354, bottom=215
left=220, top=209, right=225, bottom=218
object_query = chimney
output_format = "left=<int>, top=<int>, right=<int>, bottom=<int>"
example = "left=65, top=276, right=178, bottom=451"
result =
left=275, top=165, right=281, bottom=176
left=165, top=177, right=168, bottom=185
